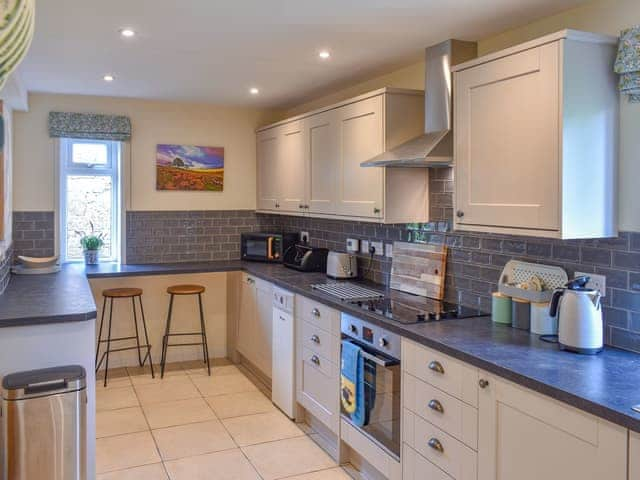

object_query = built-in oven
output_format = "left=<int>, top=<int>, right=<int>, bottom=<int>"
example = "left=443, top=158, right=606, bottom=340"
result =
left=240, top=232, right=297, bottom=263
left=340, top=313, right=401, bottom=461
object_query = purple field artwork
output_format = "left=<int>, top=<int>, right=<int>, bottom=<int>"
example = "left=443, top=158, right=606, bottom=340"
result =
left=156, top=144, right=224, bottom=191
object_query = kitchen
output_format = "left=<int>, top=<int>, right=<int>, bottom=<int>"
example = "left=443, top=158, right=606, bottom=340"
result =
left=0, top=0, right=640, bottom=479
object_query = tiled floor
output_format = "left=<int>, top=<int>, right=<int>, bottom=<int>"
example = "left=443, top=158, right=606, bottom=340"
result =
left=96, top=360, right=351, bottom=480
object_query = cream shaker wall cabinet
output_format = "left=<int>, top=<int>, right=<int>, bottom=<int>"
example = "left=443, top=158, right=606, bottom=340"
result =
left=256, top=88, right=429, bottom=223
left=452, top=30, right=618, bottom=239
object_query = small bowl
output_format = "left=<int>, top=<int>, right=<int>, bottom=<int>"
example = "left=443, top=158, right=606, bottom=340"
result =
left=18, top=255, right=59, bottom=269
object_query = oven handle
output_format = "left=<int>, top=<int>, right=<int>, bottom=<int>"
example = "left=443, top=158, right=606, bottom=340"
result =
left=344, top=339, right=399, bottom=367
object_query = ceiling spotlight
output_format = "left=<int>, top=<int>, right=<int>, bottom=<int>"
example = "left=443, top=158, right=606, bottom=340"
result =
left=103, top=74, right=115, bottom=82
left=120, top=28, right=136, bottom=38
left=249, top=87, right=259, bottom=95
left=319, top=50, right=330, bottom=59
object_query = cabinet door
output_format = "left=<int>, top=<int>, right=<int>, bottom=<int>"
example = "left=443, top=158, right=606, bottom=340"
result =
left=256, top=128, right=281, bottom=211
left=254, top=279, right=274, bottom=379
left=236, top=275, right=256, bottom=359
left=630, top=431, right=640, bottom=480
left=279, top=121, right=307, bottom=213
left=477, top=374, right=627, bottom=480
left=336, top=95, right=384, bottom=219
left=306, top=110, right=339, bottom=215
left=455, top=42, right=560, bottom=231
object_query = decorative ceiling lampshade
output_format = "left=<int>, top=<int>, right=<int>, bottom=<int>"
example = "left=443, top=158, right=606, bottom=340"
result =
left=614, top=25, right=640, bottom=103
left=0, top=0, right=35, bottom=90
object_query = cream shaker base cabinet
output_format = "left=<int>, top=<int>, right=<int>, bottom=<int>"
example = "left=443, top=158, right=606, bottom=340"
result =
left=453, top=30, right=618, bottom=239
left=256, top=88, right=429, bottom=223
left=630, top=431, right=640, bottom=480
left=236, top=274, right=273, bottom=379
left=477, top=374, right=627, bottom=480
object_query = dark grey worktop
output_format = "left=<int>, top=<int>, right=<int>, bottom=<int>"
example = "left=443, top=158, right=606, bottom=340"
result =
left=2, top=260, right=640, bottom=433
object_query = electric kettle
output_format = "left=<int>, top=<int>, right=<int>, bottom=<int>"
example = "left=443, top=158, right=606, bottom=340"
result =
left=549, top=276, right=603, bottom=354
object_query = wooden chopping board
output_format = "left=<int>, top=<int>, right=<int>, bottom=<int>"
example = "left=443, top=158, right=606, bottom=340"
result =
left=390, top=242, right=447, bottom=300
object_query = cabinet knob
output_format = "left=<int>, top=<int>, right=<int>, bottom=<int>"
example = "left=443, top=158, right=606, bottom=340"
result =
left=304, top=205, right=310, bottom=209
left=479, top=378, right=490, bottom=389
left=311, top=355, right=320, bottom=366
left=427, top=438, right=444, bottom=453
left=299, top=204, right=304, bottom=209
left=275, top=203, right=280, bottom=208
left=373, top=207, right=381, bottom=214
left=428, top=399, right=444, bottom=414
left=428, top=360, right=445, bottom=375
left=456, top=210, right=464, bottom=218
left=310, top=334, right=320, bottom=344
left=311, top=308, right=320, bottom=317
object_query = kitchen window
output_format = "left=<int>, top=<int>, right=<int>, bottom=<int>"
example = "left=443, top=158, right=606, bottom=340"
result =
left=59, top=138, right=121, bottom=263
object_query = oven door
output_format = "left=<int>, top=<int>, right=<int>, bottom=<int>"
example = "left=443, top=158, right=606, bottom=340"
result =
left=340, top=338, right=401, bottom=460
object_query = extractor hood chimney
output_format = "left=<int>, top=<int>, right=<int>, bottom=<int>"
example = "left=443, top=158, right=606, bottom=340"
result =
left=361, top=39, right=477, bottom=167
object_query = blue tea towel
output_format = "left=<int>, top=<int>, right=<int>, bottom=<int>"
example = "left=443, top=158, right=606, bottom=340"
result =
left=341, top=340, right=366, bottom=427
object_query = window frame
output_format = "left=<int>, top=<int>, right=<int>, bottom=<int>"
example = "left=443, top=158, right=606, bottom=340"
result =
left=59, top=137, right=121, bottom=264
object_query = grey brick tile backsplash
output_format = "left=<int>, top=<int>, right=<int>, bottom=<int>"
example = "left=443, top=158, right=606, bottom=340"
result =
left=12, top=212, right=55, bottom=259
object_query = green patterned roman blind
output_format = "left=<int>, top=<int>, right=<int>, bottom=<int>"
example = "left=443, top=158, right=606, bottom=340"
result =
left=48, top=112, right=132, bottom=141
left=614, top=25, right=640, bottom=103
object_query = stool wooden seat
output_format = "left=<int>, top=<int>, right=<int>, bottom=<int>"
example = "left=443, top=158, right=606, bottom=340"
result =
left=102, top=287, right=143, bottom=298
left=95, top=287, right=154, bottom=387
left=167, top=284, right=205, bottom=295
left=161, top=284, right=210, bottom=377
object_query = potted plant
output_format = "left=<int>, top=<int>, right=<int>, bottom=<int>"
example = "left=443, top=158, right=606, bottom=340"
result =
left=77, top=222, right=105, bottom=265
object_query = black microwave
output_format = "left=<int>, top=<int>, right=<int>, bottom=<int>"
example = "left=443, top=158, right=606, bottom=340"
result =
left=241, top=232, right=298, bottom=263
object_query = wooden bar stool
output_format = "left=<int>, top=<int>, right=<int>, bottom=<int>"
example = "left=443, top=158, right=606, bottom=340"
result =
left=95, top=287, right=154, bottom=387
left=160, top=284, right=210, bottom=378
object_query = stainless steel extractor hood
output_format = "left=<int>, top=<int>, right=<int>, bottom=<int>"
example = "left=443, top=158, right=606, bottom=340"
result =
left=361, top=39, right=477, bottom=167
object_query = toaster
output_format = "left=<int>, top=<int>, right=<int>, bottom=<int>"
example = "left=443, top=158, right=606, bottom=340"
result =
left=326, top=251, right=358, bottom=279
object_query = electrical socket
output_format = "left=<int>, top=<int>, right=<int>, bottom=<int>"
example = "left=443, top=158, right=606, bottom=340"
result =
left=385, top=243, right=393, bottom=258
left=346, top=238, right=360, bottom=253
left=360, top=240, right=370, bottom=255
left=370, top=241, right=384, bottom=256
left=575, top=271, right=606, bottom=296
left=300, top=231, right=309, bottom=243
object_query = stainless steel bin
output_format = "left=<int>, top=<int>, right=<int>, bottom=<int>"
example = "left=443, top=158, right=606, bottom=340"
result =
left=2, top=365, right=87, bottom=480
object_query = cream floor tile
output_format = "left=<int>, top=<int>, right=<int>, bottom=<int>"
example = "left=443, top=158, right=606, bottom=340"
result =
left=96, top=463, right=168, bottom=480
left=186, top=364, right=240, bottom=377
left=96, top=407, right=149, bottom=438
left=96, top=431, right=161, bottom=474
left=205, top=390, right=275, bottom=419
left=129, top=364, right=186, bottom=385
left=192, top=372, right=258, bottom=397
left=143, top=397, right=217, bottom=429
left=164, top=449, right=261, bottom=480
left=284, top=467, right=352, bottom=480
left=134, top=377, right=200, bottom=405
left=96, top=386, right=139, bottom=411
left=97, top=367, right=132, bottom=388
left=152, top=419, right=236, bottom=461
left=222, top=411, right=303, bottom=446
left=242, top=436, right=336, bottom=480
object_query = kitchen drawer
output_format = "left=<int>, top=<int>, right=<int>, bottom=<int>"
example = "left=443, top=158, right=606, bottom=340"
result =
left=341, top=419, right=401, bottom=480
left=301, top=320, right=340, bottom=364
left=298, top=350, right=339, bottom=433
left=403, top=409, right=477, bottom=480
left=403, top=372, right=478, bottom=450
left=302, top=346, right=335, bottom=378
left=403, top=444, right=451, bottom=480
left=296, top=295, right=340, bottom=335
left=402, top=338, right=478, bottom=407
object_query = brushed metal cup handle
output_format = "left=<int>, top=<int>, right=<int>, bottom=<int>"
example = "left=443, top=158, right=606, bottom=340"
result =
left=479, top=379, right=490, bottom=389
left=310, top=334, right=320, bottom=344
left=428, top=360, right=445, bottom=375
left=311, top=355, right=320, bottom=366
left=373, top=207, right=381, bottom=214
left=428, top=438, right=444, bottom=453
left=311, top=308, right=320, bottom=317
left=428, top=399, right=444, bottom=414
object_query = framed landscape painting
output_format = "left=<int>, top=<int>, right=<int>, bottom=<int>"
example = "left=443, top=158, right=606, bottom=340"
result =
left=156, top=144, right=224, bottom=191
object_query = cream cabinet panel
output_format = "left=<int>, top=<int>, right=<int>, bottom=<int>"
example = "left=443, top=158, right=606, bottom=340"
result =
left=477, top=373, right=627, bottom=480
left=256, top=129, right=280, bottom=211
left=336, top=95, right=384, bottom=219
left=630, top=431, right=640, bottom=480
left=254, top=278, right=274, bottom=379
left=236, top=274, right=256, bottom=360
left=453, top=30, right=618, bottom=239
left=279, top=121, right=307, bottom=213
left=307, top=110, right=339, bottom=215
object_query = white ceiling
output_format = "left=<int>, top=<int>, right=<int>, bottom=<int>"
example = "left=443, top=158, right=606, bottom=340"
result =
left=19, top=0, right=586, bottom=108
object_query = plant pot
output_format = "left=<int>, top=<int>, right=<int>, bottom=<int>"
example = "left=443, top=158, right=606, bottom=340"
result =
left=83, top=249, right=99, bottom=265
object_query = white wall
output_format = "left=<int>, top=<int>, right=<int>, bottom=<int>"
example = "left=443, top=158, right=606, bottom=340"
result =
left=13, top=93, right=281, bottom=212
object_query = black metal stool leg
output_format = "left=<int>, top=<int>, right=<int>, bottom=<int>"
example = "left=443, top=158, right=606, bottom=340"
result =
left=137, top=296, right=155, bottom=378
left=132, top=297, right=143, bottom=366
left=198, top=293, right=211, bottom=376
left=161, top=294, right=175, bottom=378
left=95, top=296, right=107, bottom=370
left=103, top=298, right=114, bottom=388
